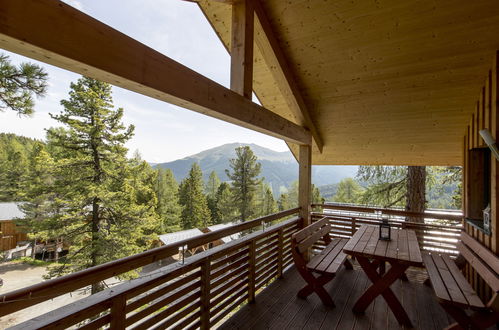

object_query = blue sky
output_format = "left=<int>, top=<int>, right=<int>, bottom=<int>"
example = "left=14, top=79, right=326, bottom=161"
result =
left=0, top=0, right=288, bottom=163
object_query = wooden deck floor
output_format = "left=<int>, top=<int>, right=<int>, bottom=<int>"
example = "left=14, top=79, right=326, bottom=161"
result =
left=219, top=264, right=452, bottom=330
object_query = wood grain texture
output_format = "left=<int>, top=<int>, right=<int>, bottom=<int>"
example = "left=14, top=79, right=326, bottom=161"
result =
left=198, top=0, right=499, bottom=165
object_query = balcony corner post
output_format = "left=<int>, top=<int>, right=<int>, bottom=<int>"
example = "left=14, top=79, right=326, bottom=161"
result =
left=299, top=144, right=312, bottom=227
left=200, top=258, right=211, bottom=329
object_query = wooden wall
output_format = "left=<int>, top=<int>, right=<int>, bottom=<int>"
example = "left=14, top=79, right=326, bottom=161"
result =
left=463, top=50, right=498, bottom=300
left=0, top=220, right=27, bottom=251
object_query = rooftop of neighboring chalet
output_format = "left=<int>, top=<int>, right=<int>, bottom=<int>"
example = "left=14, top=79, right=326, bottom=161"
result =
left=0, top=202, right=25, bottom=221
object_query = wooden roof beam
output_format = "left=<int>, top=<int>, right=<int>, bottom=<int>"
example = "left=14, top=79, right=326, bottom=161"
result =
left=0, top=0, right=311, bottom=146
left=230, top=0, right=254, bottom=99
left=253, top=0, right=323, bottom=152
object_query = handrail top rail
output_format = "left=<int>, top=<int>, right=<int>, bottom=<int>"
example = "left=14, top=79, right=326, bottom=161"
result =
left=313, top=203, right=463, bottom=222
left=311, top=213, right=462, bottom=231
left=9, top=217, right=302, bottom=329
left=0, top=208, right=300, bottom=317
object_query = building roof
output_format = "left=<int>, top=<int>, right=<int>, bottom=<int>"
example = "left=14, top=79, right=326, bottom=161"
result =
left=207, top=223, right=240, bottom=243
left=158, top=222, right=240, bottom=246
left=158, top=228, right=204, bottom=246
left=198, top=0, right=499, bottom=166
left=0, top=202, right=25, bottom=221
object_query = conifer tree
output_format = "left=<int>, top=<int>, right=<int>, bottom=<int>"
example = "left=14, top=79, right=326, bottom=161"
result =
left=23, top=77, right=158, bottom=294
left=255, top=181, right=277, bottom=217
left=225, top=146, right=261, bottom=221
left=216, top=182, right=236, bottom=223
left=205, top=171, right=221, bottom=224
left=0, top=53, right=48, bottom=115
left=155, top=168, right=182, bottom=232
left=179, top=163, right=211, bottom=229
left=278, top=193, right=290, bottom=211
left=332, top=178, right=364, bottom=204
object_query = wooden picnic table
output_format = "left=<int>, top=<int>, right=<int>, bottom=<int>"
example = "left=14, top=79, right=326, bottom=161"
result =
left=342, top=224, right=423, bottom=327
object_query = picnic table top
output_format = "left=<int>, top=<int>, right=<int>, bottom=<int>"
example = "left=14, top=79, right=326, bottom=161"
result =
left=343, top=224, right=423, bottom=266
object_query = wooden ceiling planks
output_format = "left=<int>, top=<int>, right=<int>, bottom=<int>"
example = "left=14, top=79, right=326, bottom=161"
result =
left=198, top=0, right=499, bottom=165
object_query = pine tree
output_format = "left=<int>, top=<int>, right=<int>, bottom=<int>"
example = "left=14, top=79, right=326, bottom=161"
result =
left=179, top=163, right=211, bottom=229
left=24, top=77, right=157, bottom=294
left=332, top=178, right=364, bottom=204
left=155, top=168, right=182, bottom=232
left=205, top=171, right=221, bottom=223
left=0, top=53, right=48, bottom=115
left=216, top=182, right=236, bottom=223
left=278, top=192, right=290, bottom=211
left=255, top=181, right=277, bottom=217
left=225, top=146, right=262, bottom=221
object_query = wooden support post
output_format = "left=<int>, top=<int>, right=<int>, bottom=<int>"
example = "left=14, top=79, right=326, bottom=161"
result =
left=351, top=217, right=356, bottom=236
left=110, top=295, right=126, bottom=330
left=200, top=258, right=211, bottom=329
left=248, top=240, right=256, bottom=303
left=277, top=228, right=284, bottom=278
left=299, top=144, right=312, bottom=227
left=230, top=0, right=254, bottom=99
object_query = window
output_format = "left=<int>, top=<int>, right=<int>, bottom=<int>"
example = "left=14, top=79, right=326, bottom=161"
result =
left=466, top=147, right=491, bottom=235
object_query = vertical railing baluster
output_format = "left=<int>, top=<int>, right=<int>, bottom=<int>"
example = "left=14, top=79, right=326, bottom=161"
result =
left=200, top=258, right=211, bottom=330
left=277, top=228, right=284, bottom=278
left=110, top=295, right=126, bottom=330
left=248, top=240, right=256, bottom=303
left=351, top=217, right=356, bottom=237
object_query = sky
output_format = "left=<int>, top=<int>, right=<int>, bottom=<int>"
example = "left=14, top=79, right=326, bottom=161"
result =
left=0, top=0, right=289, bottom=163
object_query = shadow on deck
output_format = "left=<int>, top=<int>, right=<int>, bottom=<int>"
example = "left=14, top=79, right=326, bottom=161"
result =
left=219, top=263, right=452, bottom=330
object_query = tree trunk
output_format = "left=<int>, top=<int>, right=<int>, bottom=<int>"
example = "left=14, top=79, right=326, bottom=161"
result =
left=405, top=166, right=426, bottom=223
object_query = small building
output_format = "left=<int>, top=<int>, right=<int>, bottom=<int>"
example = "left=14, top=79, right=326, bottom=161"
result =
left=158, top=223, right=239, bottom=260
left=0, top=202, right=28, bottom=252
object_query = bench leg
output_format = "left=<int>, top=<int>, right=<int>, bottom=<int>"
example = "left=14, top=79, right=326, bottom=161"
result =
left=297, top=272, right=335, bottom=306
left=344, top=258, right=353, bottom=270
left=442, top=304, right=499, bottom=330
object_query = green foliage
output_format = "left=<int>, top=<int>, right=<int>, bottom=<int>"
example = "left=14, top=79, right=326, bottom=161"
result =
left=225, top=146, right=262, bottom=221
left=277, top=193, right=290, bottom=211
left=19, top=77, right=158, bottom=293
left=0, top=53, right=48, bottom=116
left=179, top=163, right=211, bottom=229
left=357, top=166, right=462, bottom=209
left=205, top=171, right=221, bottom=223
left=332, top=178, right=364, bottom=204
left=255, top=181, right=277, bottom=217
left=155, top=168, right=182, bottom=232
left=216, top=182, right=236, bottom=223
left=279, top=180, right=325, bottom=208
left=0, top=133, right=39, bottom=201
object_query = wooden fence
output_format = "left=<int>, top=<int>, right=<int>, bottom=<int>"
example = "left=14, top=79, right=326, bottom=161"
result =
left=312, top=204, right=463, bottom=255
left=1, top=208, right=300, bottom=329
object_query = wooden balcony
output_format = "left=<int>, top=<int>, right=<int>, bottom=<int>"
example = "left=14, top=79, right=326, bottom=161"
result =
left=0, top=206, right=462, bottom=329
left=220, top=264, right=451, bottom=330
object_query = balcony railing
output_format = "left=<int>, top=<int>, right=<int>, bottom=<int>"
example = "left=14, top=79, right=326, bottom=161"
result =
left=1, top=205, right=464, bottom=329
left=1, top=208, right=300, bottom=329
left=312, top=203, right=463, bottom=255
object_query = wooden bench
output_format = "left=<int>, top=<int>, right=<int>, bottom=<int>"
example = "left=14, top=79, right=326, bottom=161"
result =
left=423, top=231, right=499, bottom=330
left=291, top=217, right=353, bottom=306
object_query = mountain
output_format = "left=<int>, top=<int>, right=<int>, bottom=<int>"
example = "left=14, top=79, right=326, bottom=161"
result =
left=154, top=143, right=358, bottom=196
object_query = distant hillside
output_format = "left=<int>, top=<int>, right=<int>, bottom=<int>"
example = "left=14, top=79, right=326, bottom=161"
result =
left=154, top=143, right=357, bottom=195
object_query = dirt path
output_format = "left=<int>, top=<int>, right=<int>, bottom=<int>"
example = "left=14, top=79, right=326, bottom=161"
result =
left=0, top=262, right=89, bottom=329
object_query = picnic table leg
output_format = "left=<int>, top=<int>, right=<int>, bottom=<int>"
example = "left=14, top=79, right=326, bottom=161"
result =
left=354, top=256, right=412, bottom=327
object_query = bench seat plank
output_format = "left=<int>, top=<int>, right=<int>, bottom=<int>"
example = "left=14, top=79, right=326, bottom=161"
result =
left=423, top=253, right=485, bottom=310
left=309, top=238, right=349, bottom=275
left=306, top=239, right=341, bottom=270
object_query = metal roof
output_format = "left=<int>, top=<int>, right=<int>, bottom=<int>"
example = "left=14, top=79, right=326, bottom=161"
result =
left=0, top=202, right=25, bottom=221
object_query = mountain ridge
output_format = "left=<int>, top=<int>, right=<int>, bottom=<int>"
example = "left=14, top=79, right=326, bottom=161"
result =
left=154, top=143, right=358, bottom=195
